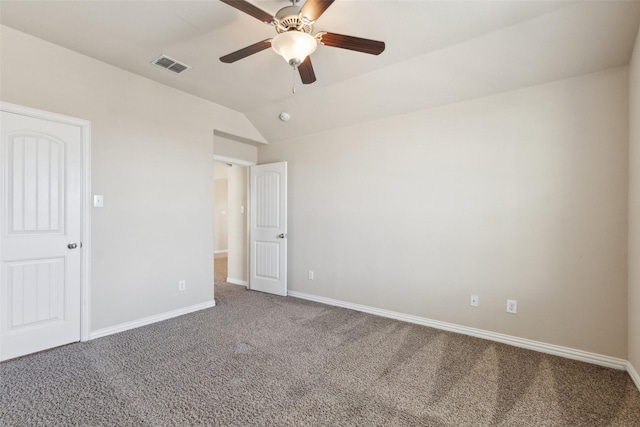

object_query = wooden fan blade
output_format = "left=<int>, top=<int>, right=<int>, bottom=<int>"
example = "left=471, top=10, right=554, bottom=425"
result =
left=219, top=0, right=275, bottom=24
left=220, top=39, right=272, bottom=63
left=300, top=0, right=335, bottom=21
left=298, top=57, right=316, bottom=84
left=318, top=32, right=385, bottom=55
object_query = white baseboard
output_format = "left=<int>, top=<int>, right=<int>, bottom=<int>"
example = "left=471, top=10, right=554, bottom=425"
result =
left=89, top=300, right=216, bottom=340
left=628, top=362, right=640, bottom=391
left=226, top=277, right=248, bottom=287
left=287, top=290, right=629, bottom=371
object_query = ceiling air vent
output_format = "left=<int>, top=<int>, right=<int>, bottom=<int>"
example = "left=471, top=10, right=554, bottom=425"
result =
left=151, top=55, right=190, bottom=74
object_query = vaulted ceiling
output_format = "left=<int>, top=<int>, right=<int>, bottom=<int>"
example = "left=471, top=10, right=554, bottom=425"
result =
left=2, top=1, right=640, bottom=143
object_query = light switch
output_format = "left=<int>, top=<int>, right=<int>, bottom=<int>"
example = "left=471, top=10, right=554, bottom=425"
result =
left=93, top=195, right=104, bottom=208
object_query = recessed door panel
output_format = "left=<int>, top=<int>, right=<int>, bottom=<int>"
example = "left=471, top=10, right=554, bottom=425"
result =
left=255, top=172, right=280, bottom=229
left=7, top=134, right=65, bottom=234
left=254, top=241, right=280, bottom=280
left=8, top=258, right=65, bottom=328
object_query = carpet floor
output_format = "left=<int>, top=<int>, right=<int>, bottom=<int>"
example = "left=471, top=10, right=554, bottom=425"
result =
left=1, top=257, right=639, bottom=426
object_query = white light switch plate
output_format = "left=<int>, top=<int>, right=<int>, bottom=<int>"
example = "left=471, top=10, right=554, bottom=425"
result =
left=93, top=195, right=104, bottom=208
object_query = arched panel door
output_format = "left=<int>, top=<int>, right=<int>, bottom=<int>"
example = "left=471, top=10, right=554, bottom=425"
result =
left=0, top=111, right=82, bottom=361
left=249, top=162, right=287, bottom=296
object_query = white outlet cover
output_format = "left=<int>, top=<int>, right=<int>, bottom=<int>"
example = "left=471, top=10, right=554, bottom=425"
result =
left=507, top=299, right=517, bottom=314
left=470, top=295, right=479, bottom=307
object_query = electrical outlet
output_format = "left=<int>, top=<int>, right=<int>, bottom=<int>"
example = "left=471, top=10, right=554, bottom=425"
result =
left=470, top=295, right=479, bottom=307
left=179, top=280, right=186, bottom=291
left=507, top=299, right=517, bottom=314
left=308, top=270, right=314, bottom=280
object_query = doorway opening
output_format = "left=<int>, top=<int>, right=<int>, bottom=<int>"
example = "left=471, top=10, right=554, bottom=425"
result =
left=213, top=160, right=249, bottom=290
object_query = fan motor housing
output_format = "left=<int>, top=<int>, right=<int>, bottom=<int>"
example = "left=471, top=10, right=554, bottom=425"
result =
left=275, top=6, right=313, bottom=34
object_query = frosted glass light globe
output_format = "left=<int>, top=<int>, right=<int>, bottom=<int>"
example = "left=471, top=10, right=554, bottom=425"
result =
left=271, top=31, right=317, bottom=67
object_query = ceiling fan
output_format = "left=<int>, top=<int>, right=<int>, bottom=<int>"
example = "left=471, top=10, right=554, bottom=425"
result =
left=219, top=0, right=385, bottom=85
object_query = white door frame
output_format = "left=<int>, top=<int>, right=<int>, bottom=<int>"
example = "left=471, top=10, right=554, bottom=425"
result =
left=213, top=155, right=255, bottom=168
left=0, top=101, right=92, bottom=343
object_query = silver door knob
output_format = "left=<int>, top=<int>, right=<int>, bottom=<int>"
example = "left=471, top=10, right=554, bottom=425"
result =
left=67, top=242, right=78, bottom=249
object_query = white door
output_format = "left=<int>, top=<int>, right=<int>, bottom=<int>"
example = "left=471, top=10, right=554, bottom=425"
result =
left=0, top=111, right=82, bottom=361
left=249, top=162, right=287, bottom=296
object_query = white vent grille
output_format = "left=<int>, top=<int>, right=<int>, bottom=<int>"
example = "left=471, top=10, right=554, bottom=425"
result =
left=151, top=55, right=190, bottom=74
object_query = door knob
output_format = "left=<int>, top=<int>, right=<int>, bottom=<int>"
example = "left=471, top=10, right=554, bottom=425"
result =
left=277, top=234, right=287, bottom=239
left=67, top=242, right=78, bottom=249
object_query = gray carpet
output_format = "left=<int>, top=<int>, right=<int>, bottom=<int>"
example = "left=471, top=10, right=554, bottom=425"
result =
left=1, top=257, right=639, bottom=426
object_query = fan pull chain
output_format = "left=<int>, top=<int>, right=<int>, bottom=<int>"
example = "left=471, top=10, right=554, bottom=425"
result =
left=292, top=66, right=297, bottom=95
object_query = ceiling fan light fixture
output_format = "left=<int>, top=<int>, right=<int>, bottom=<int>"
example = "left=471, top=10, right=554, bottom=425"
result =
left=271, top=31, right=317, bottom=67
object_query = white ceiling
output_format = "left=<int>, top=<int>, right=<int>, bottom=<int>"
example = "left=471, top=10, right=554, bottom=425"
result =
left=2, top=1, right=640, bottom=143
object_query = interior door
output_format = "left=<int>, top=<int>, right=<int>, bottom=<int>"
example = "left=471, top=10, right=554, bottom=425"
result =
left=249, top=162, right=287, bottom=296
left=0, top=111, right=82, bottom=361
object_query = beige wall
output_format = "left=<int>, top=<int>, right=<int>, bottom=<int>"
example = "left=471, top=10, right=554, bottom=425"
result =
left=213, top=162, right=230, bottom=253
left=259, top=67, right=630, bottom=358
left=214, top=178, right=229, bottom=253
left=0, top=26, right=264, bottom=331
left=629, top=28, right=640, bottom=374
left=227, top=166, right=248, bottom=284
left=213, top=160, right=230, bottom=181
left=214, top=135, right=258, bottom=164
